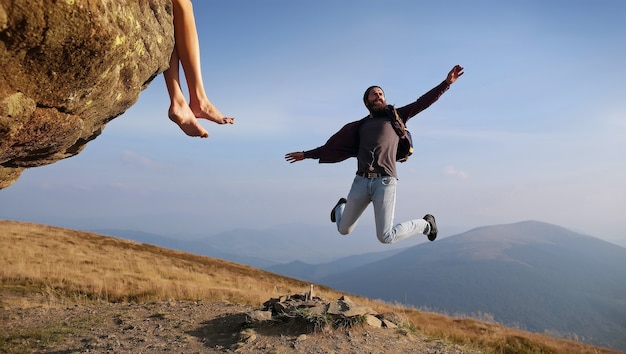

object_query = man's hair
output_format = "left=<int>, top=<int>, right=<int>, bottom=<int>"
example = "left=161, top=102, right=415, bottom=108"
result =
left=363, top=86, right=383, bottom=106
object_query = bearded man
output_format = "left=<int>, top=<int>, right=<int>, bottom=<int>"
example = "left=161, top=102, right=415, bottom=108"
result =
left=285, top=65, right=464, bottom=244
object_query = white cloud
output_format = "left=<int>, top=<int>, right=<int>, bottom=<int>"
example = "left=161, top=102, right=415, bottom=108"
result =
left=120, top=150, right=162, bottom=170
left=444, top=166, right=469, bottom=180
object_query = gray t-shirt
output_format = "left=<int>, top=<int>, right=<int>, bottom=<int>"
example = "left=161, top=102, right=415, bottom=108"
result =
left=357, top=115, right=399, bottom=178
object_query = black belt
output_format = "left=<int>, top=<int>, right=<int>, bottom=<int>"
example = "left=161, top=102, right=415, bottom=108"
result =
left=357, top=172, right=386, bottom=178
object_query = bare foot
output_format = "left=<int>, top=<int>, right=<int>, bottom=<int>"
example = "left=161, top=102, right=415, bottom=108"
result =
left=190, top=100, right=235, bottom=125
left=168, top=105, right=209, bottom=138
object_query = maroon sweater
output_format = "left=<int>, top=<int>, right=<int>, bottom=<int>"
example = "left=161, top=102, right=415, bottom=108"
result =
left=303, top=80, right=450, bottom=175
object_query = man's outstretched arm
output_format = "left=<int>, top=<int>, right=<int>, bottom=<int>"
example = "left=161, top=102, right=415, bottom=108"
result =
left=399, top=64, right=464, bottom=121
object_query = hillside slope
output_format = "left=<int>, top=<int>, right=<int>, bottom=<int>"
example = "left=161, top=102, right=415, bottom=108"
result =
left=1, top=220, right=621, bottom=354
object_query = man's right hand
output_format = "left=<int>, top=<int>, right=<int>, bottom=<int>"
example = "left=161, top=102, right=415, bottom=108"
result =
left=285, top=152, right=304, bottom=163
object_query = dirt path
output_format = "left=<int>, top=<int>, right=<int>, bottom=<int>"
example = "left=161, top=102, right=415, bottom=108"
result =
left=1, top=300, right=482, bottom=353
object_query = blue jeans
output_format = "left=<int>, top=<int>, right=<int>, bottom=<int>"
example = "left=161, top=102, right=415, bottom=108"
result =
left=335, top=175, right=430, bottom=244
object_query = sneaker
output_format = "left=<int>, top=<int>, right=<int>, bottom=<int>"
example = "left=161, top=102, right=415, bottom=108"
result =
left=423, top=214, right=437, bottom=241
left=330, top=198, right=347, bottom=223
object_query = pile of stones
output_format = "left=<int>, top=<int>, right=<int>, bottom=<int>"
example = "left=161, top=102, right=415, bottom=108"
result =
left=247, top=286, right=401, bottom=331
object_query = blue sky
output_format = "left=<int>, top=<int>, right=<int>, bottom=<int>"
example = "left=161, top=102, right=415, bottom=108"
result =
left=1, top=0, right=625, bottom=248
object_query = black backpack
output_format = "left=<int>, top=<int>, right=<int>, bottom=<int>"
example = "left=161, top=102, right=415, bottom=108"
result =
left=388, top=106, right=414, bottom=162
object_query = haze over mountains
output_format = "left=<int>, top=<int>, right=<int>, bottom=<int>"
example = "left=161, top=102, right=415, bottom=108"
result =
left=97, top=220, right=626, bottom=351
left=94, top=223, right=411, bottom=268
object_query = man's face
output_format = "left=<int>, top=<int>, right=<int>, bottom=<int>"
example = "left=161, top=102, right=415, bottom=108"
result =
left=366, top=87, right=386, bottom=112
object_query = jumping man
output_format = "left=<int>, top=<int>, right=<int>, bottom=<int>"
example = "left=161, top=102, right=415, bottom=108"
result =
left=285, top=65, right=464, bottom=244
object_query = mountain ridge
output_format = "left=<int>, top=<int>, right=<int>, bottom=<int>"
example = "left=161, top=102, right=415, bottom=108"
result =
left=312, top=220, right=626, bottom=350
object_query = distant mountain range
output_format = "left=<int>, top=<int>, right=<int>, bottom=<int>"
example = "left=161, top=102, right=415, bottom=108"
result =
left=92, top=222, right=413, bottom=268
left=92, top=228, right=276, bottom=268
left=94, top=220, right=626, bottom=351
left=271, top=221, right=626, bottom=351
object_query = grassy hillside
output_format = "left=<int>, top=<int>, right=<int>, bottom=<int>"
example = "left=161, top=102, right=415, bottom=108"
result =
left=0, top=220, right=621, bottom=354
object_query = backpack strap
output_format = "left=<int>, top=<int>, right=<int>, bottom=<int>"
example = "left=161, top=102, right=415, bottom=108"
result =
left=387, top=105, right=414, bottom=162
left=387, top=105, right=406, bottom=137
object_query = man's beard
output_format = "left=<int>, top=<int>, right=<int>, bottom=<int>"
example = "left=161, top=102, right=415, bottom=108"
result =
left=367, top=99, right=387, bottom=116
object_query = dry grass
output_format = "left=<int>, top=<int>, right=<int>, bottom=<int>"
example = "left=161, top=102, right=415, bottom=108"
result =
left=0, top=219, right=621, bottom=354
left=0, top=220, right=316, bottom=306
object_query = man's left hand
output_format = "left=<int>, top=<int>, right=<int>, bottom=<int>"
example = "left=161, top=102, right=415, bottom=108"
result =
left=446, top=65, right=464, bottom=84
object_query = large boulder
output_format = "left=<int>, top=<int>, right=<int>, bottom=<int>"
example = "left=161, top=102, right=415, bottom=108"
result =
left=0, top=0, right=174, bottom=189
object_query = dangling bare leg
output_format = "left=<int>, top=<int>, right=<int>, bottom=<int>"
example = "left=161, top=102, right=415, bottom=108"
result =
left=164, top=46, right=209, bottom=137
left=171, top=0, right=235, bottom=126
